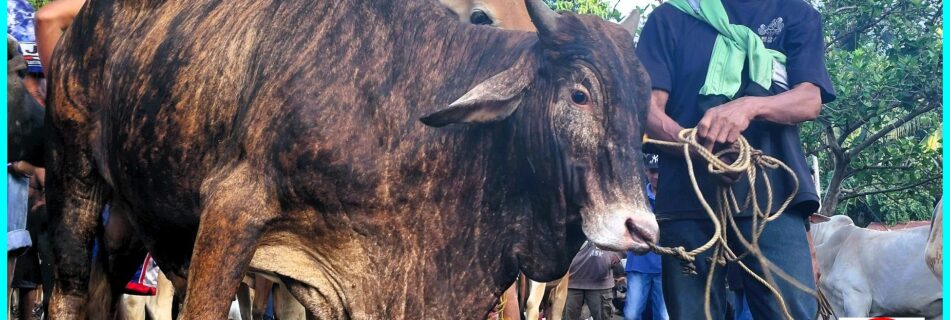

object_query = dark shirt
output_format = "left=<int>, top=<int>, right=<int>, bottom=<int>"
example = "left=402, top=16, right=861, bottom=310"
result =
left=568, top=242, right=619, bottom=290
left=636, top=0, right=836, bottom=220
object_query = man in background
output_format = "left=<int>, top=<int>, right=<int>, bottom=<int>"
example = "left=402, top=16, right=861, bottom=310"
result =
left=563, top=240, right=623, bottom=320
left=624, top=154, right=668, bottom=320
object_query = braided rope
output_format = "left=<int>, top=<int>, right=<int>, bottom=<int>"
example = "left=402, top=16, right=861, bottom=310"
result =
left=643, top=128, right=821, bottom=320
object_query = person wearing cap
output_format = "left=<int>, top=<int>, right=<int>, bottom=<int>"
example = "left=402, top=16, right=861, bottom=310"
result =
left=8, top=0, right=46, bottom=103
left=637, top=0, right=836, bottom=318
left=623, top=154, right=668, bottom=320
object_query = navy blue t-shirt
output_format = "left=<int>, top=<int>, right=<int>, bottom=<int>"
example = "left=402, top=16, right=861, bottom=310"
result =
left=636, top=0, right=836, bottom=219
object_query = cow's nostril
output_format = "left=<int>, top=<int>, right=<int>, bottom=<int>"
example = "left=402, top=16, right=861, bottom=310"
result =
left=626, top=218, right=656, bottom=245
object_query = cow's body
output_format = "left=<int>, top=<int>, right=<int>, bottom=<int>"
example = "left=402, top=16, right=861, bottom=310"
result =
left=812, top=215, right=942, bottom=319
left=47, top=0, right=654, bottom=318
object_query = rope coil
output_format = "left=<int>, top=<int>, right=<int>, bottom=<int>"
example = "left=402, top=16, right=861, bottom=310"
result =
left=643, top=128, right=829, bottom=320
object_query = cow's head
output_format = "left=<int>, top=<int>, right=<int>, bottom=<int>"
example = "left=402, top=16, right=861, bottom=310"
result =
left=440, top=0, right=536, bottom=32
left=421, top=0, right=657, bottom=269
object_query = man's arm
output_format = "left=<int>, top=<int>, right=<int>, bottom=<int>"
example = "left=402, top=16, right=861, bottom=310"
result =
left=646, top=89, right=684, bottom=143
left=645, top=89, right=692, bottom=156
left=35, top=0, right=86, bottom=70
left=695, top=82, right=823, bottom=149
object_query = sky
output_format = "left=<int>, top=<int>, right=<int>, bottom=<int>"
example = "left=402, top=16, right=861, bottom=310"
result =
left=614, top=0, right=656, bottom=15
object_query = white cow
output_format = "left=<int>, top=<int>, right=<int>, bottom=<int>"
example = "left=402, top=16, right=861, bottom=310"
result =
left=812, top=215, right=942, bottom=319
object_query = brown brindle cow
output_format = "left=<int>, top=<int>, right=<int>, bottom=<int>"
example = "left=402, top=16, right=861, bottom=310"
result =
left=46, top=0, right=656, bottom=318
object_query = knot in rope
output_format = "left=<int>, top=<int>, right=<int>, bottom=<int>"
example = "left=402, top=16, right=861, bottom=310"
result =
left=649, top=243, right=697, bottom=275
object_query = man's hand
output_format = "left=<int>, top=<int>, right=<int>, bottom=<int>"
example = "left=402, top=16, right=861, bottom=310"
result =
left=696, top=97, right=761, bottom=152
left=696, top=83, right=823, bottom=151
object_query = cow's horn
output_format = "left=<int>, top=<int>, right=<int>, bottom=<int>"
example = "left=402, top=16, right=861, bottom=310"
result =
left=525, top=0, right=558, bottom=37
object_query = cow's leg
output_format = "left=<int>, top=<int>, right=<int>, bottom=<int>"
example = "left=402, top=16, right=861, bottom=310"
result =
left=105, top=199, right=149, bottom=318
left=145, top=271, right=175, bottom=320
left=46, top=116, right=109, bottom=319
left=252, top=275, right=274, bottom=319
left=524, top=280, right=547, bottom=319
left=549, top=273, right=569, bottom=320
left=179, top=165, right=278, bottom=320
left=275, top=283, right=307, bottom=320
left=501, top=282, right=520, bottom=320
left=236, top=279, right=253, bottom=320
left=122, top=295, right=147, bottom=320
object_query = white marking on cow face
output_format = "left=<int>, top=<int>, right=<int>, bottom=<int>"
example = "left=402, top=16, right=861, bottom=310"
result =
left=583, top=204, right=658, bottom=252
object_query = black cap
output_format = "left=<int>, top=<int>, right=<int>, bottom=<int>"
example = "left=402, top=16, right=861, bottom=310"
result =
left=644, top=153, right=659, bottom=169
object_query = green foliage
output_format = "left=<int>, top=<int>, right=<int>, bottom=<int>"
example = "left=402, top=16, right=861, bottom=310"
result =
left=801, top=0, right=942, bottom=224
left=27, top=0, right=51, bottom=8
left=545, top=0, right=624, bottom=22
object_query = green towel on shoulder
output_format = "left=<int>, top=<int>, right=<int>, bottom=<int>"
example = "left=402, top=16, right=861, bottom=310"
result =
left=667, top=0, right=787, bottom=99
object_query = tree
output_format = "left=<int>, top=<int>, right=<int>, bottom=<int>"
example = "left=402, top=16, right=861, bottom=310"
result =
left=545, top=0, right=624, bottom=22
left=27, top=0, right=51, bottom=8
left=801, top=0, right=942, bottom=224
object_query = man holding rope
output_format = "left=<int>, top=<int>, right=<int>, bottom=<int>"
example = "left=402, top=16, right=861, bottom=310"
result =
left=636, top=0, right=835, bottom=318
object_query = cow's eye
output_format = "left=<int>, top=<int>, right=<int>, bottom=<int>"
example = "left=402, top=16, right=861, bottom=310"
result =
left=470, top=10, right=493, bottom=25
left=570, top=89, right=590, bottom=105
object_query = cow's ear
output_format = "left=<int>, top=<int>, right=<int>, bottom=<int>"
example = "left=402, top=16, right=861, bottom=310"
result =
left=809, top=214, right=831, bottom=224
left=618, top=9, right=640, bottom=36
left=420, top=61, right=533, bottom=127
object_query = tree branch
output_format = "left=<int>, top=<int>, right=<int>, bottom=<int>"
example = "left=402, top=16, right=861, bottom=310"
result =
left=806, top=144, right=830, bottom=156
left=819, top=118, right=845, bottom=160
left=833, top=5, right=858, bottom=14
left=846, top=165, right=913, bottom=177
left=846, top=104, right=938, bottom=157
left=826, top=3, right=901, bottom=52
left=837, top=83, right=911, bottom=142
left=839, top=176, right=941, bottom=201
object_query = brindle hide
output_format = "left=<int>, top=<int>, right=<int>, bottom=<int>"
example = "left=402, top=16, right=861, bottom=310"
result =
left=46, top=0, right=654, bottom=318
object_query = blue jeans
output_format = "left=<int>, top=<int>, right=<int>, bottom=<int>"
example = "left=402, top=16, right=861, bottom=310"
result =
left=624, top=271, right=668, bottom=320
left=8, top=173, right=31, bottom=253
left=659, top=211, right=817, bottom=320
left=733, top=290, right=753, bottom=320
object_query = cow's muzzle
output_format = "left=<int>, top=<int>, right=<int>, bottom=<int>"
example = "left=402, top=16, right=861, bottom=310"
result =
left=582, top=205, right=658, bottom=253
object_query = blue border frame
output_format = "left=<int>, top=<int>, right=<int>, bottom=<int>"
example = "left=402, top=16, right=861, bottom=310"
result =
left=2, top=0, right=10, bottom=317
left=941, top=0, right=948, bottom=314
